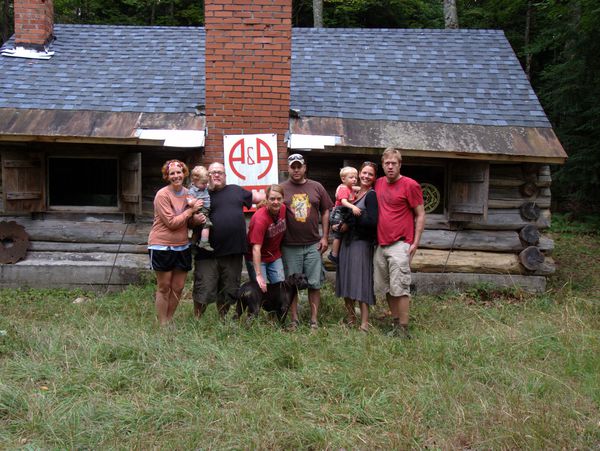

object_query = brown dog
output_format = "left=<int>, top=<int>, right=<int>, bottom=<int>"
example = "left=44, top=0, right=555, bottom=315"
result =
left=233, top=273, right=309, bottom=323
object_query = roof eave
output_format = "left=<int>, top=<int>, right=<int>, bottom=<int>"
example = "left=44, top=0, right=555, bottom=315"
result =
left=290, top=116, right=567, bottom=164
left=0, top=108, right=205, bottom=147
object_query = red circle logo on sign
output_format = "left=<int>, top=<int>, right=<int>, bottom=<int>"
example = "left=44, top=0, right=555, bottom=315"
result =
left=228, top=137, right=274, bottom=181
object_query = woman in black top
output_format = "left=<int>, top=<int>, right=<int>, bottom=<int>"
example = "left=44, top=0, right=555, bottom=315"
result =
left=335, top=161, right=379, bottom=332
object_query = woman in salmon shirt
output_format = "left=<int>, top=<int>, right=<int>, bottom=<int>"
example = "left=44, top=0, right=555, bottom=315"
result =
left=147, top=160, right=203, bottom=326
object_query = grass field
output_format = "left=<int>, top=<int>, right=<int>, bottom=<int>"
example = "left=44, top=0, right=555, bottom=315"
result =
left=1, top=215, right=599, bottom=449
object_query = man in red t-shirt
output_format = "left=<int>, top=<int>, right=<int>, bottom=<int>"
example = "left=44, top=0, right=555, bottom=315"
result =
left=374, top=147, right=425, bottom=338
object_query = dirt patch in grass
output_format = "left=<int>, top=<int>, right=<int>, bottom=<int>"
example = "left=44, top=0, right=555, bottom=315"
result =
left=459, top=285, right=532, bottom=306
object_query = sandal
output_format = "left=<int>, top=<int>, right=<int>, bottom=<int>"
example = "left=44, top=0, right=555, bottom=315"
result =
left=344, top=315, right=357, bottom=327
left=309, top=320, right=318, bottom=330
left=287, top=319, right=299, bottom=332
left=387, top=324, right=411, bottom=339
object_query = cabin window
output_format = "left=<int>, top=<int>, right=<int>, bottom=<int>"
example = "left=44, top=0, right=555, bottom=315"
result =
left=402, top=165, right=446, bottom=215
left=48, top=157, right=118, bottom=207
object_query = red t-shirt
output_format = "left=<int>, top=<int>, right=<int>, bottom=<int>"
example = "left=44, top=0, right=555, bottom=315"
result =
left=374, top=176, right=423, bottom=245
left=335, top=184, right=356, bottom=207
left=246, top=204, right=287, bottom=263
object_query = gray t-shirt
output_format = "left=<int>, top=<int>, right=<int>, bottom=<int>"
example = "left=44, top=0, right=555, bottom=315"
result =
left=188, top=184, right=211, bottom=209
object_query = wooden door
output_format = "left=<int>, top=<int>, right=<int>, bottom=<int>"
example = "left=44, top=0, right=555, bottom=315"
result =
left=448, top=161, right=489, bottom=222
left=120, top=152, right=142, bottom=215
left=1, top=150, right=46, bottom=213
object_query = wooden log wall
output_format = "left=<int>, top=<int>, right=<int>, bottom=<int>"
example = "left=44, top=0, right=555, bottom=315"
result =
left=325, top=162, right=556, bottom=279
left=0, top=156, right=557, bottom=291
left=417, top=163, right=555, bottom=276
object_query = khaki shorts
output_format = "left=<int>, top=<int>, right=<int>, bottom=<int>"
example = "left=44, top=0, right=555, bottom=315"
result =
left=374, top=240, right=412, bottom=297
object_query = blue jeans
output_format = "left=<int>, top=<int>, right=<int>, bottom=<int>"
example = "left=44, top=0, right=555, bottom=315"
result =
left=245, top=257, right=286, bottom=284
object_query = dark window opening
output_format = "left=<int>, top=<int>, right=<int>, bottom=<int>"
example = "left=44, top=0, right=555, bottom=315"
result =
left=402, top=165, right=446, bottom=215
left=48, top=158, right=118, bottom=207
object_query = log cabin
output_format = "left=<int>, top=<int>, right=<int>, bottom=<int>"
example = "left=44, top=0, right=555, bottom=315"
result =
left=0, top=0, right=566, bottom=292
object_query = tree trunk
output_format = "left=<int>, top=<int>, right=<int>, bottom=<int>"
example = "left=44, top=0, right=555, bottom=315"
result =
left=524, top=0, right=533, bottom=79
left=312, top=0, right=323, bottom=28
left=444, top=0, right=459, bottom=29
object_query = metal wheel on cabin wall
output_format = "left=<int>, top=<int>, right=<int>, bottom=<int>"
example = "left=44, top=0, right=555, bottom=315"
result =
left=0, top=221, right=30, bottom=264
left=421, top=183, right=441, bottom=214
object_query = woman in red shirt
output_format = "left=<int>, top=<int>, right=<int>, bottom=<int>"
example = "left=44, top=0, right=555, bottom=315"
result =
left=246, top=184, right=287, bottom=293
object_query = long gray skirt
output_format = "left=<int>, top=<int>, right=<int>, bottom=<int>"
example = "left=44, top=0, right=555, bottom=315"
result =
left=335, top=237, right=375, bottom=305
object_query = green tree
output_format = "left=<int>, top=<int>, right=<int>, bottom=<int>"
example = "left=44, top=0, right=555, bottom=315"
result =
left=292, top=0, right=442, bottom=28
left=54, top=0, right=202, bottom=26
left=534, top=0, right=600, bottom=210
left=1, top=0, right=13, bottom=44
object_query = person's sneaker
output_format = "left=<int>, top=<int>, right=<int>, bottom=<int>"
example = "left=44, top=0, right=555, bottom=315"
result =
left=196, top=240, right=214, bottom=252
left=388, top=324, right=411, bottom=339
left=327, top=253, right=338, bottom=265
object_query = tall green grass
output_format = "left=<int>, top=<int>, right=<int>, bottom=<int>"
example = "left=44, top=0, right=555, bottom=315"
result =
left=1, top=225, right=599, bottom=449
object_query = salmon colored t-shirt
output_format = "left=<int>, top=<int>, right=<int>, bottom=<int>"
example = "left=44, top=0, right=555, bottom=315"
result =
left=147, top=185, right=191, bottom=247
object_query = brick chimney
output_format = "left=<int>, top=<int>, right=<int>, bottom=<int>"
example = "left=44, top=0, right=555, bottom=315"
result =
left=14, top=0, right=54, bottom=50
left=204, top=0, right=292, bottom=168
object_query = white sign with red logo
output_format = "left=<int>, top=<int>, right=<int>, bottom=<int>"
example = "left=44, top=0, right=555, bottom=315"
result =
left=223, top=133, right=278, bottom=204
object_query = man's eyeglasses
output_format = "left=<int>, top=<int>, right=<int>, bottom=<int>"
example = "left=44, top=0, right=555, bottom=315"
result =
left=209, top=171, right=225, bottom=176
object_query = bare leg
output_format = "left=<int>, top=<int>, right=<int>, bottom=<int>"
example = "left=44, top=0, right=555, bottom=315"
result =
left=386, top=293, right=410, bottom=324
left=201, top=227, right=210, bottom=241
left=308, top=288, right=320, bottom=325
left=331, top=238, right=340, bottom=257
left=155, top=271, right=173, bottom=326
left=344, top=297, right=357, bottom=325
left=359, top=302, right=369, bottom=331
left=166, top=270, right=187, bottom=322
left=387, top=293, right=411, bottom=337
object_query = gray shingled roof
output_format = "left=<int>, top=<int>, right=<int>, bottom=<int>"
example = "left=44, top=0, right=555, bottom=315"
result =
left=0, top=24, right=550, bottom=128
left=0, top=25, right=205, bottom=114
left=292, top=28, right=549, bottom=127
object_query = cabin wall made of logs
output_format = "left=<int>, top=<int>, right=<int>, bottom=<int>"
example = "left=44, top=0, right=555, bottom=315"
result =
left=0, top=153, right=557, bottom=290
left=415, top=162, right=555, bottom=278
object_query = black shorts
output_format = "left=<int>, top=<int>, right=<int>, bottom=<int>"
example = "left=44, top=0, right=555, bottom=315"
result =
left=148, top=248, right=192, bottom=272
